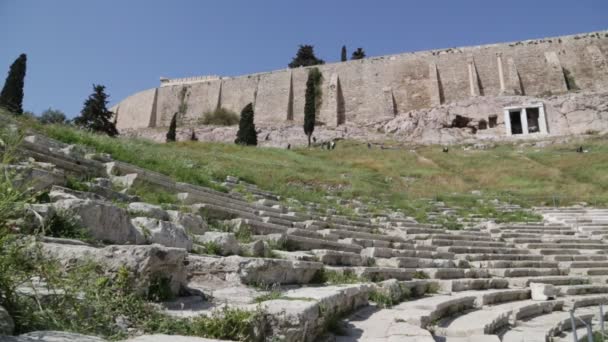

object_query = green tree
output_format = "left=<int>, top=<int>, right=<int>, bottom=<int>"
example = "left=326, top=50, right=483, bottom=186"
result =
left=341, top=46, right=347, bottom=62
left=39, top=108, right=67, bottom=125
left=304, top=68, right=322, bottom=147
left=351, top=48, right=366, bottom=60
left=235, top=103, right=257, bottom=146
left=0, top=54, right=27, bottom=114
left=288, top=45, right=325, bottom=68
left=73, top=85, right=118, bottom=136
left=166, top=113, right=177, bottom=142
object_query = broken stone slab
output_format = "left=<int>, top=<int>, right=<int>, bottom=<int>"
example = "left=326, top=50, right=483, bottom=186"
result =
left=194, top=232, right=240, bottom=256
left=530, top=282, right=557, bottom=301
left=270, top=250, right=317, bottom=262
left=131, top=217, right=193, bottom=251
left=41, top=242, right=188, bottom=296
left=187, top=255, right=323, bottom=286
left=0, top=305, right=14, bottom=335
left=128, top=202, right=170, bottom=221
left=52, top=198, right=144, bottom=244
left=167, top=210, right=207, bottom=235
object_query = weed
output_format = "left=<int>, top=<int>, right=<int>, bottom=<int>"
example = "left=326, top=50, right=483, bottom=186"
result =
left=147, top=275, right=174, bottom=302
left=65, top=175, right=89, bottom=192
left=199, top=108, right=239, bottom=126
left=200, top=241, right=222, bottom=255
left=413, top=271, right=429, bottom=279
left=44, top=210, right=92, bottom=242
left=313, top=269, right=363, bottom=284
left=368, top=290, right=395, bottom=308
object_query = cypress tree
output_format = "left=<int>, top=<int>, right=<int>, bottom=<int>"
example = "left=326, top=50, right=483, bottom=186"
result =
left=341, top=46, right=347, bottom=62
left=351, top=48, right=366, bottom=60
left=166, top=113, right=177, bottom=142
left=0, top=53, right=27, bottom=114
left=304, top=68, right=321, bottom=147
left=288, top=45, right=325, bottom=68
left=73, top=84, right=118, bottom=136
left=235, top=103, right=257, bottom=146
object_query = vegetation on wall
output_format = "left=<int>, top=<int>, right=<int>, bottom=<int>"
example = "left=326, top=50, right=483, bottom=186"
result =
left=234, top=103, right=257, bottom=146
left=288, top=45, right=325, bottom=68
left=0, top=53, right=27, bottom=115
left=73, top=84, right=118, bottom=137
left=200, top=107, right=239, bottom=126
left=563, top=68, right=579, bottom=91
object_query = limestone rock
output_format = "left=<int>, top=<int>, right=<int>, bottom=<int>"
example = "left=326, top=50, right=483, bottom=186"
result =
left=167, top=210, right=207, bottom=235
left=530, top=282, right=556, bottom=301
left=128, top=202, right=169, bottom=221
left=41, top=243, right=188, bottom=296
left=52, top=199, right=143, bottom=244
left=111, top=173, right=138, bottom=189
left=131, top=217, right=192, bottom=251
left=195, top=232, right=240, bottom=256
left=0, top=305, right=14, bottom=335
left=240, top=240, right=266, bottom=257
left=3, top=164, right=66, bottom=192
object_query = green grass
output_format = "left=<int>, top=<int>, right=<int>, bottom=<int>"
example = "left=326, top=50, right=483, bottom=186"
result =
left=5, top=109, right=608, bottom=217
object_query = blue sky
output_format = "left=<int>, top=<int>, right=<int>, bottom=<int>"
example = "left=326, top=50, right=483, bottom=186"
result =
left=1, top=0, right=606, bottom=118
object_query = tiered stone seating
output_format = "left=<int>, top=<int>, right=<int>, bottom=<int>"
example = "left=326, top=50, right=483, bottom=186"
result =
left=11, top=130, right=608, bottom=341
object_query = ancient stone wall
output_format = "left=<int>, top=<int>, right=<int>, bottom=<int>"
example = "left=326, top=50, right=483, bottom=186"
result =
left=113, top=31, right=608, bottom=132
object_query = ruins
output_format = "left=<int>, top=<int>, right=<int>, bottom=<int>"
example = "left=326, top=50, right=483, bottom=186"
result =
left=112, top=30, right=608, bottom=145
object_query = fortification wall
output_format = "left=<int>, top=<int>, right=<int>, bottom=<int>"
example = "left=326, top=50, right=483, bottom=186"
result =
left=113, top=30, right=608, bottom=133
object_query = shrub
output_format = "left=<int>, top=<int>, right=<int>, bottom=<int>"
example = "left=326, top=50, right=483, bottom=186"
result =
left=200, top=108, right=239, bottom=126
left=39, top=108, right=67, bottom=125
left=288, top=45, right=325, bottom=68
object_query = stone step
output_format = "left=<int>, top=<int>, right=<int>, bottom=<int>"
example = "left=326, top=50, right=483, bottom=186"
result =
left=324, top=266, right=417, bottom=282
left=488, top=268, right=564, bottom=278
left=375, top=257, right=461, bottom=269
left=361, top=246, right=454, bottom=260
left=564, top=293, right=608, bottom=309
left=546, top=255, right=608, bottom=262
left=460, top=254, right=544, bottom=262
left=560, top=261, right=608, bottom=268
left=538, top=249, right=582, bottom=255
left=388, top=294, right=478, bottom=328
left=437, top=246, right=530, bottom=255
left=338, top=237, right=391, bottom=249
left=319, top=228, right=404, bottom=243
left=310, top=249, right=364, bottom=266
left=470, top=260, right=559, bottom=268
left=525, top=243, right=608, bottom=250
left=433, top=299, right=564, bottom=337
left=439, top=278, right=510, bottom=293
left=559, top=284, right=608, bottom=296
left=423, top=239, right=510, bottom=248
left=286, top=235, right=363, bottom=254
left=507, top=276, right=590, bottom=288
left=569, top=267, right=608, bottom=276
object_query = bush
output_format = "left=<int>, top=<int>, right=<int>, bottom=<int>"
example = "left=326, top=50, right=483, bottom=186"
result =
left=200, top=108, right=239, bottom=126
left=39, top=108, right=67, bottom=125
left=235, top=103, right=257, bottom=146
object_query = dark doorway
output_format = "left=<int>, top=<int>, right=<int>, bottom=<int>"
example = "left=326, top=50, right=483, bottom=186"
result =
left=509, top=111, right=523, bottom=135
left=526, top=107, right=540, bottom=133
left=488, top=115, right=497, bottom=128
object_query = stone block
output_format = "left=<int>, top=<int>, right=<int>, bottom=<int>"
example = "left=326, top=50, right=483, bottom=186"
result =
left=530, top=282, right=557, bottom=301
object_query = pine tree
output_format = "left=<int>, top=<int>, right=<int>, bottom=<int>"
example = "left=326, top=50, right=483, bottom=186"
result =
left=235, top=103, right=257, bottom=146
left=0, top=53, right=27, bottom=114
left=73, top=84, right=118, bottom=136
left=351, top=48, right=366, bottom=60
left=288, top=45, right=325, bottom=68
left=341, top=46, right=347, bottom=62
left=304, top=68, right=321, bottom=147
left=166, top=113, right=177, bottom=142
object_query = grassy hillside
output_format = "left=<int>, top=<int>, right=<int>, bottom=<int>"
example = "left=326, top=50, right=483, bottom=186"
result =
left=5, top=109, right=608, bottom=215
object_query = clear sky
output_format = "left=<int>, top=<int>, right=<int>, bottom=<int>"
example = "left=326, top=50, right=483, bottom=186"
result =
left=1, top=0, right=606, bottom=118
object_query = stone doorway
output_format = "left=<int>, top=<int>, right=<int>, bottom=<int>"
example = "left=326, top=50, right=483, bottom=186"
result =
left=503, top=103, right=548, bottom=136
